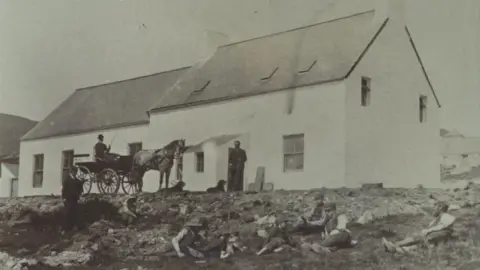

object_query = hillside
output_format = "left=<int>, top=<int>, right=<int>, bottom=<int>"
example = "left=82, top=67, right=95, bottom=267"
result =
left=0, top=113, right=37, bottom=158
left=0, top=186, right=479, bottom=269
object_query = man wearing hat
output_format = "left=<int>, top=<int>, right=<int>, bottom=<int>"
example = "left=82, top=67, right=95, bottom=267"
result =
left=171, top=217, right=209, bottom=258
left=94, top=134, right=111, bottom=163
left=382, top=201, right=456, bottom=254
left=257, top=215, right=295, bottom=256
left=61, top=166, right=84, bottom=231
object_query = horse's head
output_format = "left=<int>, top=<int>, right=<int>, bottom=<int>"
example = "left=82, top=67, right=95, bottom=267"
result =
left=173, top=139, right=186, bottom=159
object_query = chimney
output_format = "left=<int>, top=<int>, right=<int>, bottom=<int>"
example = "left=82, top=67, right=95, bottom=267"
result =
left=197, top=30, right=230, bottom=62
left=374, top=0, right=407, bottom=26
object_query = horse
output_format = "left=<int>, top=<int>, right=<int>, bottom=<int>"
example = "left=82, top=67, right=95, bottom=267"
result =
left=130, top=139, right=186, bottom=192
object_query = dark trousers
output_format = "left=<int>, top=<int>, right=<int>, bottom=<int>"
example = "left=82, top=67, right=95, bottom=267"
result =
left=229, top=165, right=244, bottom=191
left=64, top=199, right=81, bottom=231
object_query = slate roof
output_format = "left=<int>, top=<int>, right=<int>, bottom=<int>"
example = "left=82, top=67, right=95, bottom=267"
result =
left=151, top=10, right=440, bottom=112
left=151, top=11, right=382, bottom=112
left=0, top=113, right=37, bottom=157
left=22, top=67, right=190, bottom=141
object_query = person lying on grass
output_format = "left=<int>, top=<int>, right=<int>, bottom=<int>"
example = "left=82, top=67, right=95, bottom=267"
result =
left=382, top=201, right=456, bottom=254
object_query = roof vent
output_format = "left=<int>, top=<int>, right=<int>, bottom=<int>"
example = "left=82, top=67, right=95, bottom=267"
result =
left=260, top=67, right=279, bottom=81
left=191, top=80, right=211, bottom=94
left=299, top=60, right=317, bottom=74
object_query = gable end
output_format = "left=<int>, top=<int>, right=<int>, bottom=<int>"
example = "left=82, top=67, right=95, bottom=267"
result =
left=404, top=26, right=441, bottom=108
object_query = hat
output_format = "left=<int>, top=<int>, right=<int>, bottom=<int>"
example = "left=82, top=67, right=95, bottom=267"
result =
left=185, top=217, right=208, bottom=228
left=98, top=134, right=104, bottom=139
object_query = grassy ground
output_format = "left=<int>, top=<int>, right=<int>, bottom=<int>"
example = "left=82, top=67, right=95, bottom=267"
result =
left=0, top=187, right=479, bottom=269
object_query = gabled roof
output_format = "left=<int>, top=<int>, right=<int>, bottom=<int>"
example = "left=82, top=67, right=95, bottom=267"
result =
left=151, top=11, right=384, bottom=112
left=22, top=67, right=190, bottom=141
left=151, top=10, right=441, bottom=112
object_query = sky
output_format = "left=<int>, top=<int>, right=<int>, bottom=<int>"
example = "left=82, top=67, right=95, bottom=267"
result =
left=0, top=0, right=479, bottom=136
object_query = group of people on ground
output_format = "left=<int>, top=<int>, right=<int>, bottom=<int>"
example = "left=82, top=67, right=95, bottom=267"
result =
left=61, top=135, right=457, bottom=260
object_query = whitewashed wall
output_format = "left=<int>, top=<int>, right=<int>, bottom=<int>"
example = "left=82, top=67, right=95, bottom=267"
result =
left=345, top=19, right=440, bottom=188
left=149, top=82, right=347, bottom=191
left=18, top=124, right=158, bottom=196
left=0, top=163, right=17, bottom=197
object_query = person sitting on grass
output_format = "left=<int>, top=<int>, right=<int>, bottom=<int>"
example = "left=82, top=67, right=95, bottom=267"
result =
left=257, top=215, right=295, bottom=256
left=170, top=217, right=209, bottom=258
left=119, top=196, right=138, bottom=226
left=305, top=202, right=357, bottom=253
left=382, top=201, right=456, bottom=254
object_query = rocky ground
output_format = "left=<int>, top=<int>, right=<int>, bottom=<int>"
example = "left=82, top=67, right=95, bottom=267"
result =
left=0, top=183, right=480, bottom=270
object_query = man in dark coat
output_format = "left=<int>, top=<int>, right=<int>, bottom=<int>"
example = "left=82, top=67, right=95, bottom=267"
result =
left=228, top=141, right=247, bottom=191
left=61, top=166, right=84, bottom=231
left=94, top=134, right=111, bottom=162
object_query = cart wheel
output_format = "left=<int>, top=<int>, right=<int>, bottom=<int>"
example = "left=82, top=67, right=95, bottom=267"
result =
left=97, top=168, right=120, bottom=194
left=76, top=165, right=93, bottom=194
left=121, top=173, right=139, bottom=194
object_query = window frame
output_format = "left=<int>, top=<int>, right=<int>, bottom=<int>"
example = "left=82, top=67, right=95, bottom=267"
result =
left=195, top=152, right=205, bottom=173
left=419, top=95, right=427, bottom=123
left=283, top=134, right=305, bottom=172
left=128, top=142, right=143, bottom=156
left=361, top=76, right=371, bottom=107
left=32, top=154, right=44, bottom=188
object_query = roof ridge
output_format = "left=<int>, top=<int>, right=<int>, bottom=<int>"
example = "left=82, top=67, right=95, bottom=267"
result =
left=76, top=65, right=191, bottom=92
left=218, top=10, right=375, bottom=49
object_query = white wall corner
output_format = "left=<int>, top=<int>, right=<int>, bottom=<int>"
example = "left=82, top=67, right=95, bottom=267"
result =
left=197, top=30, right=230, bottom=62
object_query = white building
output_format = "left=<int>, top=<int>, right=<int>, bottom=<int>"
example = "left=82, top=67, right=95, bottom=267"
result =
left=19, top=3, right=442, bottom=195
left=19, top=67, right=188, bottom=196
left=147, top=9, right=441, bottom=191
left=0, top=157, right=19, bottom=197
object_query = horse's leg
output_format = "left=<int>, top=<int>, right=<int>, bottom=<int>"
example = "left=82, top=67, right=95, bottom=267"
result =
left=165, top=167, right=171, bottom=189
left=158, top=170, right=164, bottom=192
left=138, top=169, right=145, bottom=192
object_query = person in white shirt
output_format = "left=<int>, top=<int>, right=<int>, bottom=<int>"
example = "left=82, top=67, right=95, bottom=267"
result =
left=307, top=202, right=358, bottom=253
left=382, top=201, right=456, bottom=254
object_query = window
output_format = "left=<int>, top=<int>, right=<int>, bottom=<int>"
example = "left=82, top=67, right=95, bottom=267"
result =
left=62, top=150, right=74, bottom=184
left=33, top=154, right=44, bottom=188
left=128, top=142, right=143, bottom=155
left=361, top=76, right=371, bottom=107
left=283, top=134, right=304, bottom=172
left=195, top=152, right=204, bottom=173
left=419, top=95, right=427, bottom=123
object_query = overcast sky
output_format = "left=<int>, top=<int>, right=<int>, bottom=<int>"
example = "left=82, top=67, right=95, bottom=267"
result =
left=0, top=0, right=479, bottom=136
